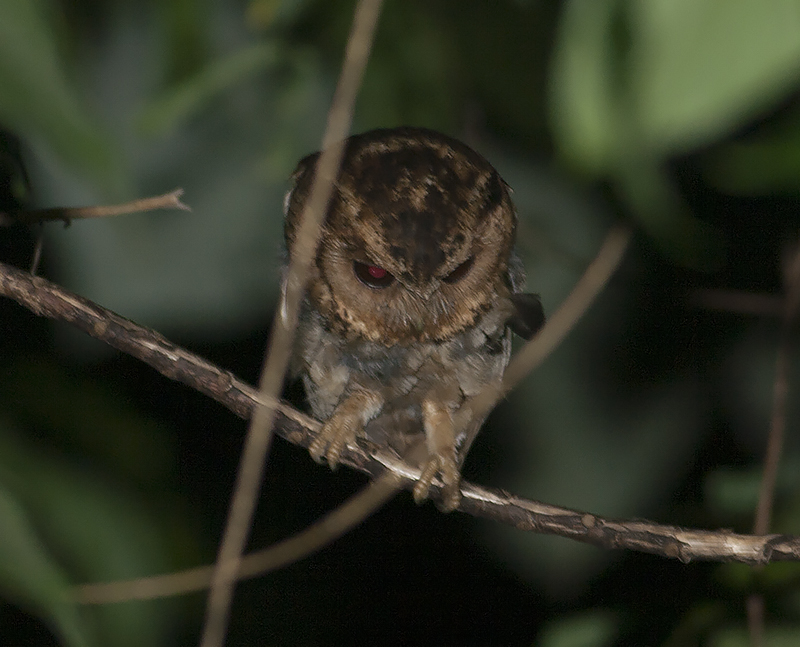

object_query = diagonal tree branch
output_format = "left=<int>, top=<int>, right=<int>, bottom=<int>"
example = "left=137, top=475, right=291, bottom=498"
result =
left=2, top=258, right=800, bottom=583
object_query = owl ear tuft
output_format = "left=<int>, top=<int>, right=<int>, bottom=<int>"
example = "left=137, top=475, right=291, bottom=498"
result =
left=508, top=293, right=545, bottom=340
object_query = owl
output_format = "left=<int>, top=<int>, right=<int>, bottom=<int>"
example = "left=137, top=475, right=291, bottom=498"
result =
left=284, top=127, right=544, bottom=510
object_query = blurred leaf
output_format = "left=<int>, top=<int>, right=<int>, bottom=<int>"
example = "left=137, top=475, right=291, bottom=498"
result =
left=246, top=0, right=314, bottom=31
left=710, top=625, right=800, bottom=647
left=41, top=34, right=330, bottom=337
left=0, top=484, right=90, bottom=647
left=662, top=602, right=726, bottom=647
left=0, top=424, right=173, bottom=647
left=549, top=0, right=621, bottom=174
left=550, top=0, right=796, bottom=266
left=356, top=2, right=461, bottom=132
left=538, top=611, right=617, bottom=647
left=156, top=0, right=211, bottom=83
left=704, top=468, right=762, bottom=519
left=614, top=159, right=724, bottom=269
left=628, top=0, right=800, bottom=154
left=705, top=457, right=800, bottom=529
left=0, top=0, right=120, bottom=190
left=0, top=358, right=174, bottom=485
left=550, top=0, right=800, bottom=211
left=716, top=562, right=757, bottom=593
left=139, top=41, right=278, bottom=134
left=704, top=112, right=800, bottom=194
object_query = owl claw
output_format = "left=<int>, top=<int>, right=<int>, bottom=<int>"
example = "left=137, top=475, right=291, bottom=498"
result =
left=309, top=416, right=359, bottom=470
left=308, top=435, right=331, bottom=465
left=413, top=453, right=461, bottom=512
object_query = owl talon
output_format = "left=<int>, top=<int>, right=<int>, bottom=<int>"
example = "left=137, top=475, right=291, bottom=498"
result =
left=309, top=409, right=364, bottom=470
left=413, top=453, right=461, bottom=512
left=309, top=428, right=349, bottom=469
left=308, top=436, right=329, bottom=464
left=323, top=435, right=346, bottom=470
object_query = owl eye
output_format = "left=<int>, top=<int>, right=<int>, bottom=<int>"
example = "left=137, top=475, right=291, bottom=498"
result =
left=442, top=256, right=474, bottom=284
left=354, top=261, right=395, bottom=288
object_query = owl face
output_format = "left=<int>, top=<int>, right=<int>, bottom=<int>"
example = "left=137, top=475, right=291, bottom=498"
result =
left=284, top=127, right=518, bottom=346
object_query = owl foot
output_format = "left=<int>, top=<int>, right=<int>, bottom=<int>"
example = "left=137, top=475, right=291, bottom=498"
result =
left=413, top=453, right=461, bottom=512
left=309, top=389, right=384, bottom=470
left=308, top=417, right=356, bottom=469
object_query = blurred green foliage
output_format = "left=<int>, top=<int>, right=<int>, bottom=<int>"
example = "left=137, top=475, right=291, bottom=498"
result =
left=0, top=0, right=120, bottom=193
left=2, top=0, right=800, bottom=645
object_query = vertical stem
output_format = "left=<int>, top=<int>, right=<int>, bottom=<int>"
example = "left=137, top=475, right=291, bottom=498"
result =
left=746, top=244, right=800, bottom=647
left=197, top=2, right=384, bottom=646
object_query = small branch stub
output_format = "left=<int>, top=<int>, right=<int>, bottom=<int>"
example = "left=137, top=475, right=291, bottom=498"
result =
left=0, top=188, right=190, bottom=227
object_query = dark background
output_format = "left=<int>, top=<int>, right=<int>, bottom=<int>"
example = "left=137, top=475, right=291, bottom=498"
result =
left=2, top=1, right=800, bottom=645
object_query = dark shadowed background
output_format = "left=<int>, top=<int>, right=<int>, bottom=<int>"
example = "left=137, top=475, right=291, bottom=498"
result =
left=2, top=1, right=800, bottom=645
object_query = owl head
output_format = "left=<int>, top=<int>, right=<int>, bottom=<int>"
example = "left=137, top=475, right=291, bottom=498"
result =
left=284, top=127, right=519, bottom=346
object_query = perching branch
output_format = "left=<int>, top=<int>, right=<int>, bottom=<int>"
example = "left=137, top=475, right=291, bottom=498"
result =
left=2, top=258, right=800, bottom=583
left=691, top=288, right=783, bottom=317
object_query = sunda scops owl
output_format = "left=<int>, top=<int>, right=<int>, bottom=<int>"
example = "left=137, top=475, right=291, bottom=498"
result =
left=284, top=127, right=544, bottom=510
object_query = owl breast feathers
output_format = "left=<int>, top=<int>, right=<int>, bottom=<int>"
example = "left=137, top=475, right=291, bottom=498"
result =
left=284, top=127, right=543, bottom=510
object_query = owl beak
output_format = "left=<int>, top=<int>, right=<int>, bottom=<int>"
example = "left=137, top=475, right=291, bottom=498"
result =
left=406, top=278, right=441, bottom=300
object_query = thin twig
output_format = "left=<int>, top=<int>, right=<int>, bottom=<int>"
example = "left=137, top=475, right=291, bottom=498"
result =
left=503, top=225, right=631, bottom=393
left=197, top=2, right=384, bottom=645
left=0, top=188, right=190, bottom=226
left=29, top=225, right=44, bottom=275
left=746, top=244, right=800, bottom=647
left=691, top=288, right=783, bottom=318
left=746, top=597, right=764, bottom=647
left=1, top=260, right=800, bottom=606
left=74, top=471, right=402, bottom=604
left=753, top=247, right=800, bottom=535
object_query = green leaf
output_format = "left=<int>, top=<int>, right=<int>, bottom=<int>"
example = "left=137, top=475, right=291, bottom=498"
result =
left=0, top=0, right=120, bottom=189
left=549, top=0, right=622, bottom=174
left=628, top=0, right=800, bottom=154
left=0, top=485, right=91, bottom=647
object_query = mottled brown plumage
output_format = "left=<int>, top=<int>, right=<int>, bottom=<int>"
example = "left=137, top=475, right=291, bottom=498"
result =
left=285, top=127, right=543, bottom=509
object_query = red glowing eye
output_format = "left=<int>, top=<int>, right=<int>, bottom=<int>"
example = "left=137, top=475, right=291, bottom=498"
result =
left=354, top=261, right=395, bottom=288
